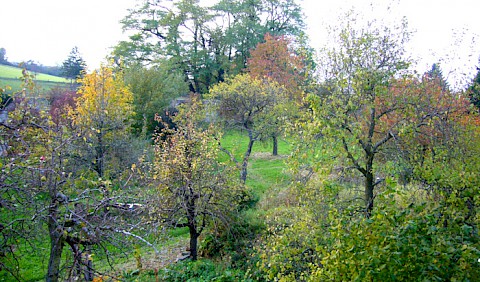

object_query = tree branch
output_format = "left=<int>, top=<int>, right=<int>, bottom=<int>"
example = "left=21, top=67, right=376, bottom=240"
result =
left=215, top=137, right=240, bottom=168
left=373, top=131, right=393, bottom=152
left=114, top=229, right=159, bottom=255
left=342, top=137, right=366, bottom=176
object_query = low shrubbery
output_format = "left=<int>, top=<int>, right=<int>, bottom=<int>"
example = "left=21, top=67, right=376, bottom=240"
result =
left=252, top=184, right=480, bottom=281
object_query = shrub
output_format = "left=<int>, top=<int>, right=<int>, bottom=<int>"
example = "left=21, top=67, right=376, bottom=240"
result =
left=312, top=193, right=480, bottom=281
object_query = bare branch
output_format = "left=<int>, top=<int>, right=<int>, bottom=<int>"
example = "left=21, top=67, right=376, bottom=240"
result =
left=114, top=229, right=159, bottom=255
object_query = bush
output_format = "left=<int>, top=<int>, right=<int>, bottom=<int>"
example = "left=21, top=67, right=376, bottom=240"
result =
left=200, top=209, right=265, bottom=265
left=252, top=185, right=480, bottom=281
left=312, top=193, right=480, bottom=281
left=254, top=207, right=324, bottom=281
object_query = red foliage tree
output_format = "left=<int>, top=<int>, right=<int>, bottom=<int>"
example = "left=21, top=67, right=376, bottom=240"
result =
left=49, top=88, right=79, bottom=125
left=247, top=33, right=306, bottom=101
left=246, top=33, right=308, bottom=155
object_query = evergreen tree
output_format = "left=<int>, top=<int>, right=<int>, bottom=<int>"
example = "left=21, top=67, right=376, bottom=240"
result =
left=468, top=66, right=480, bottom=110
left=61, top=47, right=87, bottom=81
left=426, top=63, right=449, bottom=91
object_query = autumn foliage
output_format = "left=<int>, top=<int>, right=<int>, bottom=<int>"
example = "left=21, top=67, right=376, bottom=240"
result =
left=247, top=33, right=306, bottom=101
left=71, top=64, right=134, bottom=177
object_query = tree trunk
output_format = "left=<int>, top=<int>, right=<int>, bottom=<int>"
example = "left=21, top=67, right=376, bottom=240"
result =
left=365, top=171, right=374, bottom=218
left=46, top=220, right=64, bottom=282
left=95, top=131, right=104, bottom=178
left=189, top=227, right=200, bottom=261
left=240, top=137, right=255, bottom=183
left=364, top=152, right=375, bottom=218
left=272, top=135, right=278, bottom=156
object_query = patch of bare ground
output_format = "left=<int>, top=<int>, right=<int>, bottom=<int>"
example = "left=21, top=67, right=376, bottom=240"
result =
left=106, top=236, right=189, bottom=278
left=251, top=152, right=287, bottom=160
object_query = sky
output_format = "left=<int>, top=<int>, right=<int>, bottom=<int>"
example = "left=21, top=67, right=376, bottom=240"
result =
left=1, top=0, right=479, bottom=87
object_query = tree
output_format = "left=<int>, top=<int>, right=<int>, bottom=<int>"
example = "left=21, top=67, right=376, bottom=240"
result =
left=0, top=48, right=7, bottom=64
left=389, top=74, right=480, bottom=187
left=72, top=64, right=134, bottom=178
left=304, top=16, right=411, bottom=216
left=213, top=0, right=305, bottom=72
left=247, top=33, right=308, bottom=155
left=117, top=0, right=305, bottom=93
left=148, top=100, right=243, bottom=260
left=468, top=63, right=480, bottom=110
left=48, top=87, right=79, bottom=125
left=248, top=33, right=306, bottom=97
left=123, top=61, right=189, bottom=137
left=207, top=73, right=286, bottom=183
left=118, top=0, right=222, bottom=94
left=62, top=47, right=87, bottom=82
left=425, top=63, right=449, bottom=91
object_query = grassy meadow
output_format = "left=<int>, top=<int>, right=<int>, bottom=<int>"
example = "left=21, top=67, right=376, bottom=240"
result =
left=0, top=64, right=70, bottom=97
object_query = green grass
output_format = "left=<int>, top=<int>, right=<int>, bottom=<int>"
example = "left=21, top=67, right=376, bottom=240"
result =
left=220, top=130, right=291, bottom=196
left=0, top=234, right=50, bottom=282
left=0, top=64, right=68, bottom=82
left=110, top=130, right=293, bottom=280
left=0, top=64, right=70, bottom=96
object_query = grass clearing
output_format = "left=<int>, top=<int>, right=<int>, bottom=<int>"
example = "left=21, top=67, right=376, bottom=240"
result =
left=105, top=130, right=294, bottom=279
left=220, top=130, right=291, bottom=197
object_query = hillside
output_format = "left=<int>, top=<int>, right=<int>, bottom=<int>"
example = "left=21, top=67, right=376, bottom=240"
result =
left=0, top=63, right=70, bottom=95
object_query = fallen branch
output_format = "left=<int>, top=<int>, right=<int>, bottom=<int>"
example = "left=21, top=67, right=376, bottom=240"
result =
left=115, top=229, right=159, bottom=255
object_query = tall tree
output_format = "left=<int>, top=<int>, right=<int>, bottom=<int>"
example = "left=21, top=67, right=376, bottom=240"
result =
left=247, top=33, right=308, bottom=155
left=468, top=64, right=480, bottom=110
left=303, top=16, right=411, bottom=216
left=124, top=61, right=189, bottom=137
left=72, top=64, right=133, bottom=178
left=148, top=100, right=243, bottom=260
left=390, top=75, right=479, bottom=180
left=214, top=0, right=305, bottom=72
left=426, top=63, right=449, bottom=91
left=247, top=33, right=306, bottom=101
left=118, top=0, right=220, bottom=93
left=62, top=47, right=87, bottom=82
left=117, top=0, right=305, bottom=93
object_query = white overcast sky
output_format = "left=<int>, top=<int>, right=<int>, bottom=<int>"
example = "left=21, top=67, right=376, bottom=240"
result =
left=1, top=0, right=479, bottom=87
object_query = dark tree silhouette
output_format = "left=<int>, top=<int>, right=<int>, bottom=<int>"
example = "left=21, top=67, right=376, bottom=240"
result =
left=62, top=47, right=87, bottom=81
